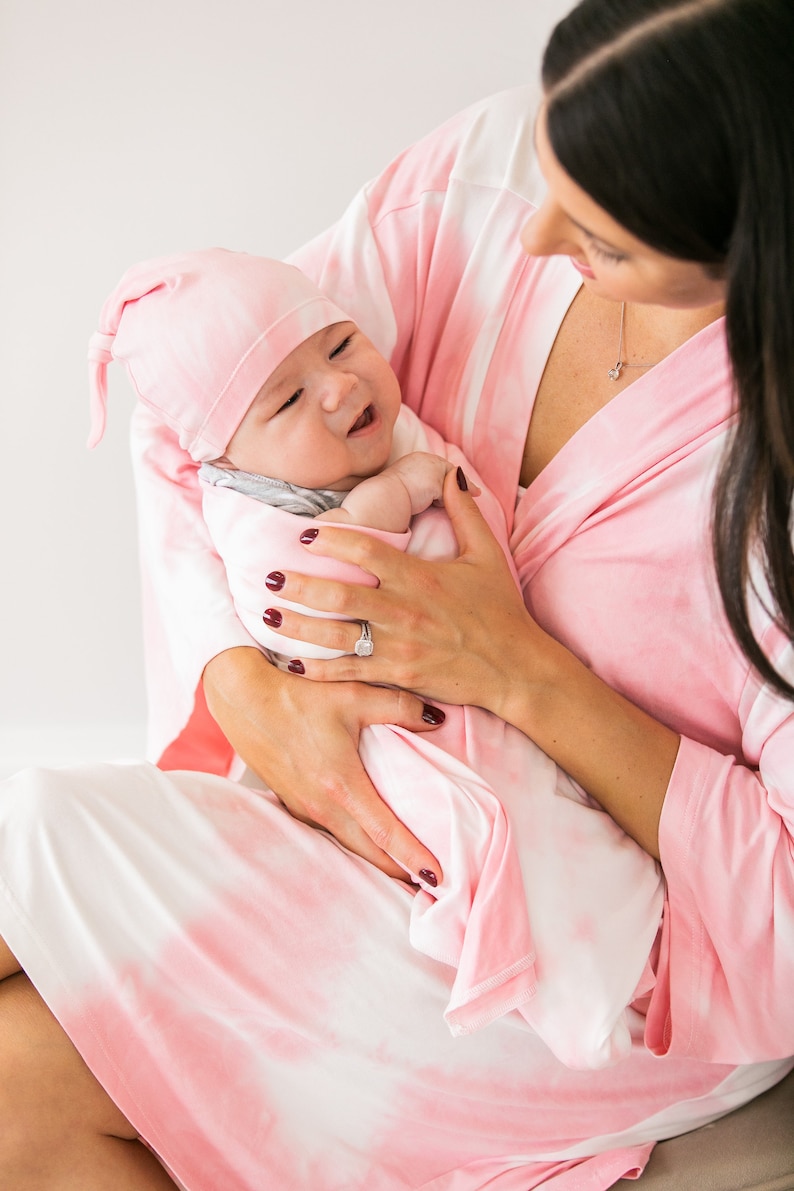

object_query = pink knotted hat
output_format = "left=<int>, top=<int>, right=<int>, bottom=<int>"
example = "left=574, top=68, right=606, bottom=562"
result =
left=88, top=248, right=351, bottom=461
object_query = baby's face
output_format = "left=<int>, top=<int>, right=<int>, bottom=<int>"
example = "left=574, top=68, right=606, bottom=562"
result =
left=222, top=322, right=401, bottom=490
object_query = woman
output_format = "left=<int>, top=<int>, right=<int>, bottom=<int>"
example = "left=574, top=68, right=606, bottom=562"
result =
left=1, top=0, right=793, bottom=1187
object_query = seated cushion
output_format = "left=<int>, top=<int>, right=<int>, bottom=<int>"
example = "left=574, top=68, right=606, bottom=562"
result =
left=616, top=1066, right=794, bottom=1189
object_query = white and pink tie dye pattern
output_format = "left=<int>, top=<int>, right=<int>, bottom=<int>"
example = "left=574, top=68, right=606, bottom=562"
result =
left=0, top=85, right=792, bottom=1190
left=202, top=400, right=665, bottom=1068
left=0, top=761, right=787, bottom=1190
left=132, top=84, right=794, bottom=1070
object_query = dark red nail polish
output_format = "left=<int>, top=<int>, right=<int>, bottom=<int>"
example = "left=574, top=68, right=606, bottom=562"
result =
left=287, top=659, right=305, bottom=675
left=300, top=527, right=319, bottom=544
left=456, top=466, right=468, bottom=492
left=262, top=608, right=282, bottom=628
left=422, top=704, right=446, bottom=726
left=419, top=869, right=438, bottom=888
left=265, top=571, right=285, bottom=591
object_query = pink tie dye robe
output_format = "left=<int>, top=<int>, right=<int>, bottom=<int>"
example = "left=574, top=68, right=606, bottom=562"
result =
left=0, top=85, right=793, bottom=1191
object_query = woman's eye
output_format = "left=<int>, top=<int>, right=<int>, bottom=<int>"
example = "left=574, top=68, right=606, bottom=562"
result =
left=278, top=390, right=302, bottom=413
left=330, top=334, right=354, bottom=359
left=589, top=240, right=627, bottom=265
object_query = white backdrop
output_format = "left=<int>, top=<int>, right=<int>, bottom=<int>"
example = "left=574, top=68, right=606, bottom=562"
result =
left=0, top=0, right=571, bottom=776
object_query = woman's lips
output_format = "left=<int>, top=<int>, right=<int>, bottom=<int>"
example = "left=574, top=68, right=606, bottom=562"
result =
left=570, top=256, right=596, bottom=279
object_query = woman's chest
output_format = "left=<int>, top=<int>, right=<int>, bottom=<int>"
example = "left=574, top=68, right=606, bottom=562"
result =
left=509, top=310, right=741, bottom=752
left=521, top=288, right=635, bottom=486
left=515, top=437, right=748, bottom=755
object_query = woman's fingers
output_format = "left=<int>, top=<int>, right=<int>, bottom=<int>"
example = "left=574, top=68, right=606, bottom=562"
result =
left=440, top=465, right=504, bottom=563
left=203, top=648, right=443, bottom=884
left=281, top=760, right=443, bottom=886
left=274, top=683, right=444, bottom=884
left=263, top=472, right=531, bottom=709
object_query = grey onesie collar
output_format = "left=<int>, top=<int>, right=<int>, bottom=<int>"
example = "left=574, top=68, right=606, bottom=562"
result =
left=199, top=461, right=347, bottom=518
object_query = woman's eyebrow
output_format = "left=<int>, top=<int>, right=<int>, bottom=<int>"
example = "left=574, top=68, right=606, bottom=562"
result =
left=568, top=216, right=623, bottom=251
left=530, top=115, right=626, bottom=255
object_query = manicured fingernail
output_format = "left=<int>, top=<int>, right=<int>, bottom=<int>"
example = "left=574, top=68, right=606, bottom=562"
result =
left=456, top=467, right=468, bottom=492
left=266, top=571, right=285, bottom=591
left=421, top=704, right=446, bottom=726
left=419, top=869, right=438, bottom=888
left=300, top=527, right=319, bottom=544
left=287, top=659, right=305, bottom=675
left=262, top=608, right=282, bottom=627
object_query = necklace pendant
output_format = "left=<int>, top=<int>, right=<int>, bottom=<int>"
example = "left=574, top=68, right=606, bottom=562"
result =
left=607, top=362, right=623, bottom=381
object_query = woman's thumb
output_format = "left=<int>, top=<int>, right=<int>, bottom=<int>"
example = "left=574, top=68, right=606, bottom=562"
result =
left=442, top=465, right=490, bottom=554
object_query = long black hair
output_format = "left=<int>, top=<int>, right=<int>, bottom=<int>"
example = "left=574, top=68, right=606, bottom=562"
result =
left=543, top=0, right=794, bottom=698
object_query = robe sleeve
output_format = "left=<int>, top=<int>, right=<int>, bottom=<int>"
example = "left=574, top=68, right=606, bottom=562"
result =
left=130, top=403, right=256, bottom=771
left=648, top=620, right=794, bottom=1064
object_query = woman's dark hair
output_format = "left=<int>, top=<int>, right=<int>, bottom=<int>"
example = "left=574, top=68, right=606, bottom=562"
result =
left=542, top=0, right=794, bottom=698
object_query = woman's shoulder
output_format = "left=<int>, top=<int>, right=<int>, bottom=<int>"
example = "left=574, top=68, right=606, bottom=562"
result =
left=364, top=85, right=547, bottom=221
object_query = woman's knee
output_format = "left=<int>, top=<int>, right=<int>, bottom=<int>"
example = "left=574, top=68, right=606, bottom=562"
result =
left=0, top=933, right=20, bottom=980
left=0, top=973, right=137, bottom=1152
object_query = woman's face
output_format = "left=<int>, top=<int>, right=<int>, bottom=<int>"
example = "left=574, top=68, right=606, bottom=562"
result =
left=521, top=106, right=727, bottom=310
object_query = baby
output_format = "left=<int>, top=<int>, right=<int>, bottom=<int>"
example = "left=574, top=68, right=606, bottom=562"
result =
left=89, top=249, right=664, bottom=1071
left=87, top=251, right=469, bottom=660
left=202, top=315, right=453, bottom=534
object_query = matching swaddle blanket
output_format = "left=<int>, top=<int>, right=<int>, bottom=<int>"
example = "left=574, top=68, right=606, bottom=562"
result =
left=202, top=403, right=664, bottom=1069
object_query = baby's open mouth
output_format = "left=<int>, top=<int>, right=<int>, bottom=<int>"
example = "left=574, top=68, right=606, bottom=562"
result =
left=349, top=405, right=374, bottom=434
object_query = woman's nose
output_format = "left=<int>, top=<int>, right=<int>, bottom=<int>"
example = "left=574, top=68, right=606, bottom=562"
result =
left=520, top=203, right=580, bottom=260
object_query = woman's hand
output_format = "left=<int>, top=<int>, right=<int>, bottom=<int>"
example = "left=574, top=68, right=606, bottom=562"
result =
left=202, top=645, right=445, bottom=883
left=252, top=468, right=682, bottom=860
left=261, top=469, right=538, bottom=717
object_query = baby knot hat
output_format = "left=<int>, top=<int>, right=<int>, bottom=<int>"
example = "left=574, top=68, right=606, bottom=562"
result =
left=87, top=248, right=351, bottom=461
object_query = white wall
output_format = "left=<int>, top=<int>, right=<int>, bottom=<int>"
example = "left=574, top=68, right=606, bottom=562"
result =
left=0, top=0, right=571, bottom=777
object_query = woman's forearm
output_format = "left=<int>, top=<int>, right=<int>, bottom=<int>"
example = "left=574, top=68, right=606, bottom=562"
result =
left=497, top=627, right=679, bottom=859
left=240, top=479, right=680, bottom=859
left=203, top=645, right=284, bottom=747
left=202, top=645, right=446, bottom=881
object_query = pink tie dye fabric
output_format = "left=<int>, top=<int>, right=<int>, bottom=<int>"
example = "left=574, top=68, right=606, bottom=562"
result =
left=0, top=86, right=791, bottom=1190
left=201, top=400, right=665, bottom=1069
left=0, top=760, right=788, bottom=1190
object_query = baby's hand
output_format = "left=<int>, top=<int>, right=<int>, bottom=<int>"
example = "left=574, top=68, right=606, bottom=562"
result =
left=322, top=453, right=459, bottom=533
left=386, top=452, right=453, bottom=515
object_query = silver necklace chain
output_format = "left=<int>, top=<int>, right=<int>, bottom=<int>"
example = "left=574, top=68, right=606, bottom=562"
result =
left=607, top=302, right=660, bottom=381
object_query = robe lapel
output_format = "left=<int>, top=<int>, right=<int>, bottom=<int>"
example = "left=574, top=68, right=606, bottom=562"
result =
left=510, top=319, right=733, bottom=588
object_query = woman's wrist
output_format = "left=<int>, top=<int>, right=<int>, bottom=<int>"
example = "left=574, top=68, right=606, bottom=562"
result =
left=484, top=616, right=565, bottom=731
left=202, top=646, right=284, bottom=736
left=496, top=627, right=678, bottom=858
left=204, top=644, right=268, bottom=691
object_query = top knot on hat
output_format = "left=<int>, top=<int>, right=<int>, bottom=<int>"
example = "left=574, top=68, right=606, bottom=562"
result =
left=87, top=248, right=351, bottom=462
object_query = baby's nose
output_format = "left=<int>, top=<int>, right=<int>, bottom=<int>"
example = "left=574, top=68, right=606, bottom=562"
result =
left=320, top=370, right=357, bottom=410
